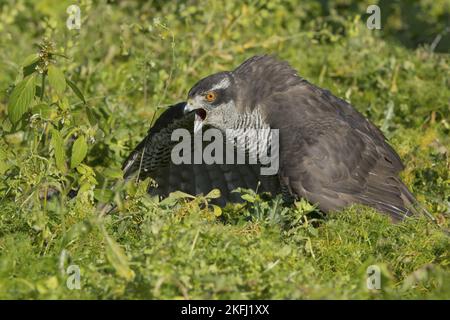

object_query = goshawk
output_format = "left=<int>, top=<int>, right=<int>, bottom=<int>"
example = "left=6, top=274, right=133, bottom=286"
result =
left=123, top=55, right=428, bottom=221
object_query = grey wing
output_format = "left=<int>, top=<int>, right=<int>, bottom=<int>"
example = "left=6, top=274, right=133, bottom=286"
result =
left=262, top=83, right=420, bottom=221
left=122, top=102, right=280, bottom=204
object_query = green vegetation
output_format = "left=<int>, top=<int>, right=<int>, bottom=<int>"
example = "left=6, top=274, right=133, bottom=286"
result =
left=0, top=0, right=449, bottom=299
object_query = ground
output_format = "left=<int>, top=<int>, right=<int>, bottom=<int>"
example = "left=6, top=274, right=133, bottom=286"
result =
left=0, top=0, right=449, bottom=299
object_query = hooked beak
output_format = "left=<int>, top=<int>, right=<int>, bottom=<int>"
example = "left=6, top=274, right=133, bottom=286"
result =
left=183, top=100, right=195, bottom=114
left=184, top=100, right=207, bottom=133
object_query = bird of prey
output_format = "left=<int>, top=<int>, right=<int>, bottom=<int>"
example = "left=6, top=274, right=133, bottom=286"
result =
left=123, top=55, right=428, bottom=222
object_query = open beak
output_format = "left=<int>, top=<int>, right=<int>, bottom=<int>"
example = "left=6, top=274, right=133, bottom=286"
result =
left=184, top=101, right=207, bottom=133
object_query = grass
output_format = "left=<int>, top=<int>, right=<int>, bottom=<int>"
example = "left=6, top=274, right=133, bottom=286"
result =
left=0, top=0, right=449, bottom=299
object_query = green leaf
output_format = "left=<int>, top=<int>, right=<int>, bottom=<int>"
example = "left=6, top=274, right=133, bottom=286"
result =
left=66, top=77, right=86, bottom=103
left=59, top=97, right=70, bottom=110
left=211, top=204, right=222, bottom=217
left=79, top=182, right=93, bottom=194
left=85, top=106, right=97, bottom=126
left=47, top=65, right=66, bottom=96
left=22, top=53, right=40, bottom=77
left=295, top=198, right=316, bottom=214
left=21, top=53, right=39, bottom=68
left=93, top=189, right=114, bottom=202
left=70, top=135, right=88, bottom=169
left=205, top=188, right=221, bottom=199
left=159, top=190, right=196, bottom=206
left=4, top=132, right=24, bottom=144
left=104, top=231, right=135, bottom=281
left=32, top=103, right=53, bottom=119
left=23, top=62, right=39, bottom=78
left=241, top=193, right=255, bottom=203
left=0, top=148, right=11, bottom=175
left=8, top=74, right=36, bottom=124
left=168, top=190, right=196, bottom=199
left=0, top=160, right=11, bottom=175
left=102, top=167, right=124, bottom=179
left=51, top=129, right=66, bottom=172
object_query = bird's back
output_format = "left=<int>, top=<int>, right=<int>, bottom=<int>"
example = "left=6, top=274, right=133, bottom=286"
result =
left=257, top=70, right=423, bottom=221
left=122, top=55, right=430, bottom=222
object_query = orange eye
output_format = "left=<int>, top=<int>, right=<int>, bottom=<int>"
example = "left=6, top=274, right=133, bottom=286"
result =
left=205, top=91, right=217, bottom=102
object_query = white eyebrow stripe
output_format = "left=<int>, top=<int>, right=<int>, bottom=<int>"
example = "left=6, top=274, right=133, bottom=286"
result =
left=211, top=78, right=231, bottom=91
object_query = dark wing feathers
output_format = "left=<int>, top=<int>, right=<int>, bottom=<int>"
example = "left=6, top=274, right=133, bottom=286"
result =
left=123, top=55, right=426, bottom=222
left=122, top=101, right=188, bottom=179
left=122, top=102, right=280, bottom=203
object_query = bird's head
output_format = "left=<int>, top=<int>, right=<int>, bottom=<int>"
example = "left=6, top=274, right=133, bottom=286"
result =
left=184, top=71, right=237, bottom=133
